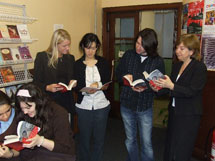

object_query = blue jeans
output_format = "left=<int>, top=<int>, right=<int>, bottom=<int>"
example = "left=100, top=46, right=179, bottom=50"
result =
left=76, top=105, right=110, bottom=161
left=120, top=106, right=154, bottom=161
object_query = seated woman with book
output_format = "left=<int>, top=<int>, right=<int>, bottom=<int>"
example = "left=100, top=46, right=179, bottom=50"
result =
left=0, top=91, right=20, bottom=160
left=15, top=83, right=76, bottom=161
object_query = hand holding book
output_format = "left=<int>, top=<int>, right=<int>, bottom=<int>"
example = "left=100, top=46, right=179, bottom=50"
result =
left=123, top=74, right=147, bottom=90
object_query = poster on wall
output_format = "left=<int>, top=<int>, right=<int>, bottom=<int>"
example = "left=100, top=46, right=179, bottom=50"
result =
left=201, top=35, right=215, bottom=70
left=201, top=0, right=215, bottom=70
left=202, top=0, right=215, bottom=34
left=187, top=0, right=204, bottom=34
left=182, top=4, right=188, bottom=34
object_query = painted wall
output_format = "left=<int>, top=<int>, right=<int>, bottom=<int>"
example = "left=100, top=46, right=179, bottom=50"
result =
left=102, top=0, right=182, bottom=8
left=0, top=0, right=101, bottom=69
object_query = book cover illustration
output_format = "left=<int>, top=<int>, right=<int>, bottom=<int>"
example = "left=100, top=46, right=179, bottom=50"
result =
left=5, top=85, right=17, bottom=103
left=0, top=66, right=16, bottom=83
left=18, top=46, right=32, bottom=60
left=0, top=30, right=2, bottom=38
left=143, top=69, right=165, bottom=90
left=80, top=81, right=112, bottom=92
left=4, top=121, right=40, bottom=151
left=10, top=48, right=21, bottom=61
left=0, top=48, right=13, bottom=61
left=7, top=25, right=20, bottom=39
left=0, top=25, right=10, bottom=39
left=17, top=24, right=31, bottom=40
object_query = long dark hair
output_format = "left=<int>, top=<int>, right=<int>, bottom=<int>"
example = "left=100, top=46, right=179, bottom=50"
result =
left=0, top=90, right=11, bottom=106
left=15, top=83, right=52, bottom=135
left=135, top=28, right=159, bottom=57
left=79, top=33, right=101, bottom=56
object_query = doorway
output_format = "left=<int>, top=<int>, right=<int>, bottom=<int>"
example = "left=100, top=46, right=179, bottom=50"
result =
left=102, top=3, right=182, bottom=119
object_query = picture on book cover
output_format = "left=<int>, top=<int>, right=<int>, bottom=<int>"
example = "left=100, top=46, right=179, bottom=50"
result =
left=0, top=30, right=3, bottom=38
left=0, top=25, right=10, bottom=39
left=5, top=85, right=17, bottom=103
left=7, top=25, right=20, bottom=39
left=0, top=66, right=16, bottom=83
left=0, top=48, right=13, bottom=61
left=17, top=24, right=31, bottom=40
left=18, top=46, right=32, bottom=60
left=10, top=48, right=21, bottom=61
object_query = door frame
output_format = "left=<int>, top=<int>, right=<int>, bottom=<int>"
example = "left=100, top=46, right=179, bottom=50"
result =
left=102, top=2, right=183, bottom=60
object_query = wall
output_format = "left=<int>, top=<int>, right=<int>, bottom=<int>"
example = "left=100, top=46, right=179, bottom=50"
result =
left=102, top=0, right=182, bottom=8
left=0, top=0, right=101, bottom=68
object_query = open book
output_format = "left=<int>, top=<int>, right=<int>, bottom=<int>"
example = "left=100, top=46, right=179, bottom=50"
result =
left=143, top=69, right=165, bottom=90
left=58, top=80, right=77, bottom=92
left=123, top=75, right=147, bottom=89
left=3, top=121, right=40, bottom=151
left=80, top=81, right=112, bottom=93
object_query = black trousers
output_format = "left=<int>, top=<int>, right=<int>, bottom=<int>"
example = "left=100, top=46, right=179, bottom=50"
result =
left=163, top=107, right=201, bottom=161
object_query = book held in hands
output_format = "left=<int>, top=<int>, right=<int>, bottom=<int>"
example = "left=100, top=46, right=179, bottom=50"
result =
left=143, top=69, right=165, bottom=90
left=80, top=81, right=112, bottom=93
left=58, top=80, right=77, bottom=92
left=3, top=121, right=40, bottom=151
left=123, top=75, right=147, bottom=89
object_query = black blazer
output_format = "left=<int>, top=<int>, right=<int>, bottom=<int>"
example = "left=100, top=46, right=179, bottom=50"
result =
left=33, top=51, right=75, bottom=91
left=169, top=59, right=207, bottom=115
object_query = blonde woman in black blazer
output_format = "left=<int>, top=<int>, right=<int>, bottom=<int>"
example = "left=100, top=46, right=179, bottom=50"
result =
left=154, top=34, right=207, bottom=161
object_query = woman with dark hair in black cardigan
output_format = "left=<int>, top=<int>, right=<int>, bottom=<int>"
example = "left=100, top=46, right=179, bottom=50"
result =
left=74, top=33, right=111, bottom=161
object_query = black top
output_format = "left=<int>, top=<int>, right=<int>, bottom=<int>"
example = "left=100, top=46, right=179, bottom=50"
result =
left=169, top=59, right=207, bottom=115
left=116, top=49, right=165, bottom=112
left=74, top=55, right=111, bottom=104
left=33, top=51, right=75, bottom=113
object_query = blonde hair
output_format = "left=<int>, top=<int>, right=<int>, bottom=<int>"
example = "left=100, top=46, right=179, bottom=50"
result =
left=46, top=29, right=71, bottom=68
left=177, top=34, right=201, bottom=61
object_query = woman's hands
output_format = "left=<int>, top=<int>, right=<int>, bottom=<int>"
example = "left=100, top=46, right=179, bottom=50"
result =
left=0, top=145, right=14, bottom=158
left=46, top=84, right=63, bottom=92
left=23, top=134, right=43, bottom=149
left=154, top=75, right=174, bottom=90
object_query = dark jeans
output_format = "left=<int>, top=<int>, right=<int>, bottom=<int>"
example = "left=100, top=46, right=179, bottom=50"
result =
left=76, top=105, right=110, bottom=161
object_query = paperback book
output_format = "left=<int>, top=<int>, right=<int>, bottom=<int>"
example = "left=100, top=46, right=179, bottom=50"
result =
left=80, top=81, right=112, bottom=93
left=7, top=25, right=20, bottom=39
left=17, top=24, right=31, bottom=40
left=3, top=121, right=40, bottom=151
left=123, top=75, right=147, bottom=89
left=0, top=48, right=13, bottom=61
left=143, top=69, right=165, bottom=90
left=0, top=25, right=10, bottom=39
left=18, top=46, right=32, bottom=60
left=0, top=66, right=15, bottom=83
left=58, top=80, right=77, bottom=92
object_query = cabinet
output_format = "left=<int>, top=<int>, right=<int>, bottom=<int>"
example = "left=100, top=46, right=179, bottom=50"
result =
left=0, top=2, right=37, bottom=88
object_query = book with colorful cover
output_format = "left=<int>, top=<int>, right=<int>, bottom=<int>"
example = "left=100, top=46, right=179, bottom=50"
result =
left=10, top=47, right=21, bottom=61
left=0, top=30, right=3, bottom=38
left=0, top=25, right=10, bottom=39
left=143, top=69, right=166, bottom=90
left=18, top=46, right=32, bottom=60
left=3, top=121, right=40, bottom=151
left=0, top=48, right=13, bottom=61
left=0, top=66, right=15, bottom=83
left=17, top=24, right=31, bottom=40
left=7, top=25, right=20, bottom=39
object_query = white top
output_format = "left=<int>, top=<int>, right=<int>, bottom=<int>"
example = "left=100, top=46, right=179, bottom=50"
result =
left=76, top=65, right=110, bottom=110
left=172, top=74, right=180, bottom=107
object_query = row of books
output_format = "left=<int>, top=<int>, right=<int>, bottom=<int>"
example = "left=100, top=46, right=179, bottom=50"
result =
left=0, top=66, right=33, bottom=84
left=0, top=46, right=32, bottom=64
left=0, top=24, right=31, bottom=40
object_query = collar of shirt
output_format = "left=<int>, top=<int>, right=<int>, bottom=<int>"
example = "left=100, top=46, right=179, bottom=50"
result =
left=140, top=55, right=148, bottom=63
left=0, top=108, right=15, bottom=134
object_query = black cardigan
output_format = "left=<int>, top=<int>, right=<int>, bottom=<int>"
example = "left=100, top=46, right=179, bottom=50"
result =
left=74, top=55, right=111, bottom=104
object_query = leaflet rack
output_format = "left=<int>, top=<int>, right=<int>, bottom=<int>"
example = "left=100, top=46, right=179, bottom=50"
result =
left=0, top=2, right=37, bottom=87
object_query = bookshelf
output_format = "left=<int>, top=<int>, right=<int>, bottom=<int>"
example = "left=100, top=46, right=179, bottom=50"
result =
left=0, top=2, right=37, bottom=88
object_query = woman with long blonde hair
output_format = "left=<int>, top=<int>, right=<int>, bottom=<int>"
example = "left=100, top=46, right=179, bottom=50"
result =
left=33, top=29, right=76, bottom=126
